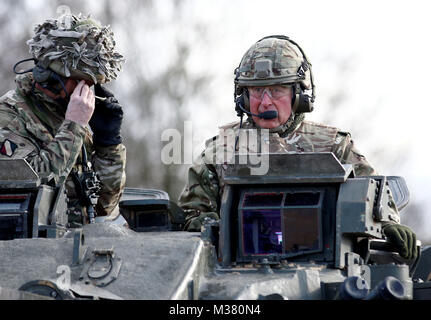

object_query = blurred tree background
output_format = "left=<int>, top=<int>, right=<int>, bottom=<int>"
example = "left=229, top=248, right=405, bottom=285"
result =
left=4, top=0, right=210, bottom=200
left=1, top=0, right=429, bottom=244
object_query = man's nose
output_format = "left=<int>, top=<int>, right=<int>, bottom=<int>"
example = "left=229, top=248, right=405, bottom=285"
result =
left=260, top=92, right=273, bottom=107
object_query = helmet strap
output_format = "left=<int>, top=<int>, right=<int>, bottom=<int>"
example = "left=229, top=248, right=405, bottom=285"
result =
left=291, top=84, right=300, bottom=113
left=53, top=73, right=70, bottom=100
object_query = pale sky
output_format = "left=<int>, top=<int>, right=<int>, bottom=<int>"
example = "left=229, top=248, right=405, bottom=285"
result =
left=178, top=0, right=431, bottom=234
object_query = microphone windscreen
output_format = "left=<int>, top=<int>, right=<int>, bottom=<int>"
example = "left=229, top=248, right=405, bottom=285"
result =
left=259, top=110, right=278, bottom=120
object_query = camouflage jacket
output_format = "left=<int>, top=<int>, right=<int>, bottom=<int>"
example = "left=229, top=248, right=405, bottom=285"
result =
left=178, top=119, right=377, bottom=227
left=0, top=74, right=126, bottom=219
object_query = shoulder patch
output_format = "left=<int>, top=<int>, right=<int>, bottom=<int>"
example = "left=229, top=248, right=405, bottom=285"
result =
left=0, top=130, right=35, bottom=159
left=0, top=139, right=18, bottom=157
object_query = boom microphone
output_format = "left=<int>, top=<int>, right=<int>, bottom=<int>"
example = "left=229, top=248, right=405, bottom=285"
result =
left=236, top=97, right=278, bottom=120
left=257, top=110, right=278, bottom=120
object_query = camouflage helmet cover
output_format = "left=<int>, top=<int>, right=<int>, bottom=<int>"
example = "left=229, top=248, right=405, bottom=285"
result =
left=235, top=37, right=312, bottom=89
left=27, top=14, right=125, bottom=84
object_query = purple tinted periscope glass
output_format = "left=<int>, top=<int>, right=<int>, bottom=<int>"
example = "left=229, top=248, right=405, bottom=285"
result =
left=243, top=209, right=282, bottom=255
left=241, top=191, right=321, bottom=256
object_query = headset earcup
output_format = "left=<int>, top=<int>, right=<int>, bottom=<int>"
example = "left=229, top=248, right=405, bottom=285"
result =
left=292, top=93, right=300, bottom=113
left=296, top=94, right=314, bottom=113
left=32, top=65, right=52, bottom=83
left=235, top=88, right=250, bottom=113
left=235, top=94, right=245, bottom=116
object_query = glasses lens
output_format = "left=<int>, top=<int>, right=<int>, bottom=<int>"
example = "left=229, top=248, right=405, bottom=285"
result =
left=248, top=87, right=264, bottom=98
left=249, top=86, right=290, bottom=99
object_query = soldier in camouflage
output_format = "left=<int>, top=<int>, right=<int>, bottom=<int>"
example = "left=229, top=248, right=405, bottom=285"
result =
left=0, top=14, right=126, bottom=225
left=178, top=35, right=418, bottom=260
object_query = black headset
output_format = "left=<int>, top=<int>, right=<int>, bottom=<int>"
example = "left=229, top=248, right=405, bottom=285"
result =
left=13, top=58, right=69, bottom=97
left=234, top=35, right=315, bottom=118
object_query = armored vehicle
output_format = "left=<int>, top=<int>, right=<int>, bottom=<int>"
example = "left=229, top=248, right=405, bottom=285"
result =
left=0, top=153, right=430, bottom=300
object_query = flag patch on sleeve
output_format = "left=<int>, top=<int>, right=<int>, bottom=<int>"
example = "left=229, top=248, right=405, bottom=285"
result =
left=0, top=139, right=18, bottom=157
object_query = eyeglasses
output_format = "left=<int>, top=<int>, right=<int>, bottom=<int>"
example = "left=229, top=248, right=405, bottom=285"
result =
left=248, top=85, right=292, bottom=100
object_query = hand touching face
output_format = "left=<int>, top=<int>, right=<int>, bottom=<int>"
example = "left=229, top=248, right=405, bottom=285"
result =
left=65, top=80, right=95, bottom=126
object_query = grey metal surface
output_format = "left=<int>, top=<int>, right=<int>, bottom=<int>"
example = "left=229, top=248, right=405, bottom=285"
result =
left=413, top=246, right=431, bottom=282
left=369, top=264, right=413, bottom=299
left=120, top=188, right=169, bottom=202
left=33, top=185, right=56, bottom=235
left=0, top=159, right=40, bottom=189
left=223, top=152, right=353, bottom=184
left=0, top=224, right=203, bottom=300
left=219, top=185, right=234, bottom=268
left=335, top=178, right=383, bottom=269
left=0, top=153, right=426, bottom=300
left=198, top=265, right=346, bottom=300
left=0, top=286, right=53, bottom=300
left=387, top=176, right=410, bottom=212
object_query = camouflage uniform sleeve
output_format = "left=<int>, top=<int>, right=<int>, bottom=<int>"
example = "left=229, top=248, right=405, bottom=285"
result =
left=0, top=106, right=86, bottom=184
left=93, top=143, right=126, bottom=216
left=332, top=131, right=377, bottom=176
left=177, top=155, right=220, bottom=225
left=29, top=120, right=87, bottom=183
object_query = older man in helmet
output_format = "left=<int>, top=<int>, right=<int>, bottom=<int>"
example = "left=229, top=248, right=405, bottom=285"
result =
left=178, top=35, right=417, bottom=261
left=0, top=14, right=126, bottom=226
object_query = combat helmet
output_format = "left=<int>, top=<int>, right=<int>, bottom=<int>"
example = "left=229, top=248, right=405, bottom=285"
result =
left=234, top=35, right=315, bottom=135
left=26, top=13, right=125, bottom=85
